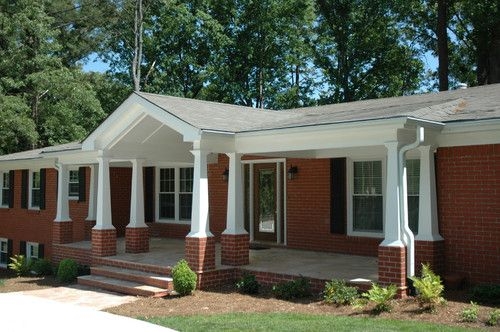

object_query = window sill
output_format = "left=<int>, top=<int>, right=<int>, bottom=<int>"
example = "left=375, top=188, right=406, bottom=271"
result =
left=347, top=230, right=384, bottom=238
left=157, top=219, right=191, bottom=225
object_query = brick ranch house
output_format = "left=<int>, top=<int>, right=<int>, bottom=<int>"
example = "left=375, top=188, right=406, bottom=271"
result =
left=0, top=84, right=499, bottom=296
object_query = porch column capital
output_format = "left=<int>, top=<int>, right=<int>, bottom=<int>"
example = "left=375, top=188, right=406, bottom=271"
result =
left=223, top=152, right=247, bottom=235
left=54, top=162, right=71, bottom=222
left=128, top=159, right=147, bottom=228
left=94, top=156, right=114, bottom=230
left=187, top=149, right=213, bottom=238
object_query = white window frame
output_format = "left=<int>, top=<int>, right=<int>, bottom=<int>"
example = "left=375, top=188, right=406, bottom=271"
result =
left=0, top=172, right=10, bottom=208
left=347, top=158, right=386, bottom=238
left=155, top=164, right=194, bottom=224
left=29, top=170, right=41, bottom=210
left=68, top=168, right=80, bottom=200
left=406, top=159, right=420, bottom=235
left=0, top=238, right=8, bottom=267
left=26, top=241, right=39, bottom=261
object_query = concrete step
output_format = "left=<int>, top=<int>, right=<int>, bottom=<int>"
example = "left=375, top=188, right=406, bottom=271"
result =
left=78, top=275, right=171, bottom=297
left=91, top=265, right=173, bottom=290
left=92, top=256, right=172, bottom=275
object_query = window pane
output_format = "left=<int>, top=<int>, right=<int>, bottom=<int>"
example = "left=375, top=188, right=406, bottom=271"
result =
left=159, top=193, right=175, bottom=219
left=3, top=173, right=9, bottom=188
left=32, top=172, right=40, bottom=189
left=1, top=189, right=8, bottom=206
left=408, top=195, right=419, bottom=234
left=179, top=193, right=192, bottom=220
left=354, top=161, right=382, bottom=195
left=353, top=196, right=383, bottom=232
left=160, top=168, right=174, bottom=193
left=32, top=189, right=40, bottom=208
left=180, top=168, right=193, bottom=193
left=0, top=252, right=6, bottom=265
left=406, top=159, right=420, bottom=195
left=68, top=170, right=79, bottom=196
left=69, top=183, right=79, bottom=196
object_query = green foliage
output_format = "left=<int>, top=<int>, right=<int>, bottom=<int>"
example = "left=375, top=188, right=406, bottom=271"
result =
left=323, top=279, right=359, bottom=306
left=460, top=301, right=479, bottom=323
left=486, top=309, right=500, bottom=326
left=410, top=264, right=445, bottom=312
left=77, top=264, right=91, bottom=276
left=56, top=259, right=78, bottom=283
left=31, top=258, right=53, bottom=276
left=272, top=277, right=311, bottom=300
left=0, top=279, right=4, bottom=287
left=361, top=283, right=397, bottom=313
left=172, top=259, right=197, bottom=296
left=236, top=273, right=260, bottom=295
left=470, top=284, right=500, bottom=305
left=8, top=255, right=30, bottom=277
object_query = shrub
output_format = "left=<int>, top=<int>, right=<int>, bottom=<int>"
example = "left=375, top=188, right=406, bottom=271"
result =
left=56, top=259, right=78, bottom=283
left=323, top=279, right=359, bottom=306
left=410, top=264, right=445, bottom=312
left=31, top=259, right=53, bottom=276
left=460, top=301, right=479, bottom=323
left=486, top=309, right=500, bottom=326
left=361, top=283, right=397, bottom=313
left=272, top=277, right=311, bottom=300
left=172, top=259, right=197, bottom=296
left=77, top=264, right=91, bottom=276
left=470, top=284, right=500, bottom=305
left=236, top=273, right=260, bottom=295
left=8, top=255, right=30, bottom=277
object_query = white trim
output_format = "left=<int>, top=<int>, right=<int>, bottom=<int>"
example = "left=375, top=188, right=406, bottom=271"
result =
left=0, top=171, right=9, bottom=208
left=0, top=237, right=8, bottom=267
left=26, top=241, right=39, bottom=261
left=67, top=167, right=79, bottom=200
left=28, top=169, right=41, bottom=210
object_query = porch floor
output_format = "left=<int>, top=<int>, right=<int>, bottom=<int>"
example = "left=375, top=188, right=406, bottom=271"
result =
left=67, top=237, right=378, bottom=283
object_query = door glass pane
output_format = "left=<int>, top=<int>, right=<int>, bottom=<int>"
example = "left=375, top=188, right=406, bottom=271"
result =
left=258, top=169, right=275, bottom=233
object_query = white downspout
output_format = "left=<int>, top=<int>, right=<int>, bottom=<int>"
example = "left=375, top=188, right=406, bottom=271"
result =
left=398, top=126, right=424, bottom=278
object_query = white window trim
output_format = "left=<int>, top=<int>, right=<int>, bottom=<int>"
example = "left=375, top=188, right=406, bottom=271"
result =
left=68, top=167, right=79, bottom=200
left=0, top=172, right=9, bottom=208
left=29, top=169, right=40, bottom=210
left=0, top=237, right=8, bottom=267
left=26, top=241, right=39, bottom=261
left=347, top=158, right=386, bottom=238
left=155, top=163, right=193, bottom=225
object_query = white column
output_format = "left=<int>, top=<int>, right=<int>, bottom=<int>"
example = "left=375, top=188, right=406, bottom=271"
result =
left=86, top=165, right=98, bottom=221
left=187, top=149, right=212, bottom=238
left=382, top=141, right=404, bottom=246
left=94, top=156, right=114, bottom=230
left=128, top=159, right=147, bottom=228
left=223, top=153, right=247, bottom=235
left=415, top=145, right=443, bottom=241
left=54, top=162, right=71, bottom=222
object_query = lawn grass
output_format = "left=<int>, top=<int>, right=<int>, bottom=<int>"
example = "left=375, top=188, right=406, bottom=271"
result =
left=144, top=312, right=475, bottom=332
left=0, top=279, right=4, bottom=287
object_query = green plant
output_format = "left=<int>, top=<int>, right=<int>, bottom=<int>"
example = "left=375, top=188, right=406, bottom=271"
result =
left=77, top=264, right=91, bottom=276
left=8, top=255, right=30, bottom=277
left=236, top=273, right=260, bottom=295
left=56, top=259, right=78, bottom=283
left=460, top=301, right=479, bottom=323
left=323, top=279, right=359, bottom=306
left=470, top=284, right=500, bottom=305
left=486, top=309, right=500, bottom=326
left=272, top=277, right=311, bottom=300
left=361, top=283, right=397, bottom=313
left=172, top=259, right=197, bottom=296
left=410, top=264, right=445, bottom=312
left=31, top=258, right=53, bottom=276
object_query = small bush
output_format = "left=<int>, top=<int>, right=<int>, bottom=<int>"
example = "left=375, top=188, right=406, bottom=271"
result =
left=31, top=259, right=53, bottom=276
left=410, top=263, right=445, bottom=312
left=272, top=277, right=311, bottom=300
left=460, top=301, right=479, bottom=323
left=8, top=255, right=30, bottom=277
left=56, top=259, right=78, bottom=283
left=77, top=264, right=91, bottom=276
left=486, top=309, right=500, bottom=326
left=323, top=279, right=359, bottom=306
left=172, top=259, right=197, bottom=296
left=470, top=284, right=500, bottom=305
left=362, top=283, right=397, bottom=313
left=236, top=273, right=260, bottom=294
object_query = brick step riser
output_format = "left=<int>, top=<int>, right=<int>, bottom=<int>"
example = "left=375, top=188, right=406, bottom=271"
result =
left=91, top=267, right=173, bottom=290
left=78, top=277, right=169, bottom=297
left=92, top=257, right=172, bottom=275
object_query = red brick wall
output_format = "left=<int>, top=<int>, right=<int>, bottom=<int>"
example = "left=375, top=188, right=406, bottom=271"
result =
left=148, top=222, right=190, bottom=238
left=437, top=144, right=500, bottom=284
left=69, top=167, right=91, bottom=242
left=110, top=167, right=131, bottom=237
left=208, top=154, right=229, bottom=240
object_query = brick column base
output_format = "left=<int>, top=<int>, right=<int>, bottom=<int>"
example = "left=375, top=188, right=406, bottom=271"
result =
left=92, top=229, right=117, bottom=257
left=125, top=227, right=150, bottom=253
left=221, top=233, right=249, bottom=266
left=415, top=240, right=445, bottom=276
left=52, top=221, right=73, bottom=244
left=185, top=236, right=215, bottom=272
left=378, top=245, right=407, bottom=298
left=84, top=220, right=96, bottom=240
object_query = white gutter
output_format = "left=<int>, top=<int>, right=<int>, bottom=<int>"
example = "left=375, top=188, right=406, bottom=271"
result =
left=398, top=126, right=424, bottom=278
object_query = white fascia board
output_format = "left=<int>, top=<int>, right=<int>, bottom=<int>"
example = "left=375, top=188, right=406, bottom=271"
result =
left=437, top=119, right=500, bottom=147
left=0, top=158, right=56, bottom=171
left=199, top=131, right=236, bottom=153
left=53, top=150, right=99, bottom=165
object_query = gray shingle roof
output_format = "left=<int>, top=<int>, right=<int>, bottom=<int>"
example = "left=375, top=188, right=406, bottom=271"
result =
left=0, top=142, right=81, bottom=162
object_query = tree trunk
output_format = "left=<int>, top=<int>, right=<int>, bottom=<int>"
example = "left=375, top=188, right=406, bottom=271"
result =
left=437, top=0, right=449, bottom=91
left=132, top=0, right=143, bottom=92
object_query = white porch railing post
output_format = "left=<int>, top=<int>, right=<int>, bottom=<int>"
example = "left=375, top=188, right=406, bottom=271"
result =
left=86, top=164, right=98, bottom=221
left=54, top=162, right=71, bottom=222
left=382, top=141, right=403, bottom=246
left=188, top=149, right=212, bottom=238
left=128, top=159, right=146, bottom=228
left=223, top=152, right=246, bottom=235
left=94, top=155, right=114, bottom=230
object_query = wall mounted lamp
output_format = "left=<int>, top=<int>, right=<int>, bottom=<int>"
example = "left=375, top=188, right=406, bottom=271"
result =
left=287, top=165, right=298, bottom=180
left=222, top=168, right=229, bottom=181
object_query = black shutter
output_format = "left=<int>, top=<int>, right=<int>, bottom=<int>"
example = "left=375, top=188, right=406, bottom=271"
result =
left=78, top=166, right=86, bottom=202
left=330, top=158, right=347, bottom=234
left=144, top=167, right=155, bottom=222
left=8, top=170, right=15, bottom=208
left=19, top=241, right=26, bottom=256
left=21, top=170, right=28, bottom=209
left=38, top=244, right=44, bottom=259
left=7, top=239, right=13, bottom=260
left=39, top=168, right=46, bottom=210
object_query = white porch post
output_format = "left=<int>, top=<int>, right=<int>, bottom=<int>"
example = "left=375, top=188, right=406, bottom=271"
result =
left=54, top=162, right=71, bottom=222
left=86, top=165, right=98, bottom=221
left=128, top=159, right=146, bottom=228
left=382, top=141, right=403, bottom=246
left=415, top=145, right=443, bottom=241
left=188, top=149, right=212, bottom=238
left=95, top=156, right=113, bottom=230
left=223, top=153, right=246, bottom=235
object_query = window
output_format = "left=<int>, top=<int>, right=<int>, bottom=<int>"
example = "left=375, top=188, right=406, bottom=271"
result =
left=406, top=159, right=420, bottom=234
left=26, top=242, right=39, bottom=261
left=0, top=238, right=8, bottom=266
left=0, top=172, right=10, bottom=207
left=158, top=167, right=194, bottom=222
left=30, top=171, right=40, bottom=209
left=352, top=160, right=383, bottom=233
left=68, top=169, right=79, bottom=198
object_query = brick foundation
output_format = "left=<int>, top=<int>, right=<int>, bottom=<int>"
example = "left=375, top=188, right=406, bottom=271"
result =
left=84, top=220, right=96, bottom=240
left=52, top=244, right=92, bottom=266
left=415, top=240, right=445, bottom=276
left=125, top=227, right=150, bottom=253
left=52, top=221, right=73, bottom=244
left=378, top=245, right=407, bottom=298
left=221, top=233, right=249, bottom=266
left=91, top=229, right=117, bottom=257
left=185, top=236, right=216, bottom=272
